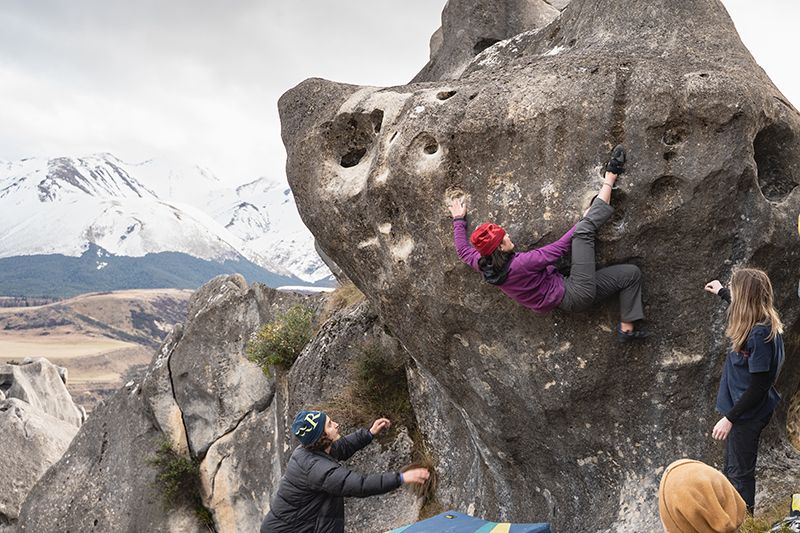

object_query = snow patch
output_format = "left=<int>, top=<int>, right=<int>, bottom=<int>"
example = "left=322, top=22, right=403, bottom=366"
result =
left=0, top=155, right=331, bottom=283
left=276, top=286, right=335, bottom=293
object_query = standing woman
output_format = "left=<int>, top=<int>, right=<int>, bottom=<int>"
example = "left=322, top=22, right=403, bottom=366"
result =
left=705, top=268, right=785, bottom=514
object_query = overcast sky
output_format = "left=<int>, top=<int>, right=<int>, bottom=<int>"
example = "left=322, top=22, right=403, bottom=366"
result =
left=0, top=1, right=797, bottom=186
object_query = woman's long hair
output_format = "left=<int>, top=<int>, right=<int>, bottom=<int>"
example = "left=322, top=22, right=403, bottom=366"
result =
left=726, top=268, right=784, bottom=352
left=478, top=247, right=514, bottom=275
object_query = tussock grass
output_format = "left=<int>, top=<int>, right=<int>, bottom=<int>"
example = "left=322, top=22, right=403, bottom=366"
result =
left=320, top=341, right=443, bottom=518
left=322, top=341, right=413, bottom=434
left=246, top=304, right=314, bottom=376
left=738, top=497, right=793, bottom=533
left=148, top=439, right=215, bottom=531
left=318, top=282, right=365, bottom=325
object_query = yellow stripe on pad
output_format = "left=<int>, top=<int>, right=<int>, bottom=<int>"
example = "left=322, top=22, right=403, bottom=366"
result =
left=490, top=524, right=511, bottom=533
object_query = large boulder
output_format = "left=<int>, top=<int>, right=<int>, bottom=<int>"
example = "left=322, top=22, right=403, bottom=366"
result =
left=165, top=275, right=299, bottom=456
left=15, top=277, right=311, bottom=533
left=0, top=358, right=84, bottom=427
left=0, top=399, right=78, bottom=528
left=278, top=0, right=800, bottom=530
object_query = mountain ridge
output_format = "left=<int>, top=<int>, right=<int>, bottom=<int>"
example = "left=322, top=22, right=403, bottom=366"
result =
left=0, top=154, right=332, bottom=287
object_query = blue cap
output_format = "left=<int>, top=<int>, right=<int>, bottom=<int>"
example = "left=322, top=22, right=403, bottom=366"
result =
left=292, top=410, right=327, bottom=445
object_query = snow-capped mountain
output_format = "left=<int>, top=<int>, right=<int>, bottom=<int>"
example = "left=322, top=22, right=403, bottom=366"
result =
left=0, top=154, right=331, bottom=284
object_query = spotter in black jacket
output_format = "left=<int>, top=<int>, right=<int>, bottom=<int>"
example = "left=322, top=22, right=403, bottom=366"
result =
left=260, top=428, right=402, bottom=533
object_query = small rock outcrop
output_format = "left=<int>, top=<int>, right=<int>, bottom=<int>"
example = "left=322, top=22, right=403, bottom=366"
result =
left=0, top=358, right=84, bottom=427
left=15, top=385, right=201, bottom=533
left=413, top=0, right=569, bottom=82
left=278, top=0, right=800, bottom=530
left=16, top=276, right=423, bottom=533
left=0, top=359, right=83, bottom=528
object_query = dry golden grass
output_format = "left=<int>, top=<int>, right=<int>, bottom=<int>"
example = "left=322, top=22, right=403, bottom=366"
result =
left=318, top=282, right=365, bottom=325
left=0, top=289, right=191, bottom=314
left=0, top=333, right=136, bottom=360
left=738, top=498, right=793, bottom=533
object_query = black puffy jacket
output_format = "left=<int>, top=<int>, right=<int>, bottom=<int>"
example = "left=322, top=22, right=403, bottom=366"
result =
left=260, top=429, right=402, bottom=533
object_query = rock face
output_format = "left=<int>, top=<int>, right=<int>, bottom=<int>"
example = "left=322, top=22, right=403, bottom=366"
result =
left=14, top=384, right=202, bottom=533
left=16, top=277, right=422, bottom=533
left=279, top=0, right=800, bottom=530
left=0, top=358, right=84, bottom=427
left=15, top=276, right=308, bottom=533
left=0, top=358, right=84, bottom=528
left=0, top=399, right=78, bottom=528
left=413, top=0, right=569, bottom=82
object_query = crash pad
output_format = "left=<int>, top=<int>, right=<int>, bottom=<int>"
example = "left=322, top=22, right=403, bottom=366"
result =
left=387, top=511, right=550, bottom=533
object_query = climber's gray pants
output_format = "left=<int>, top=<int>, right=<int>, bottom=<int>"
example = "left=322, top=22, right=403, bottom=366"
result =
left=558, top=198, right=645, bottom=323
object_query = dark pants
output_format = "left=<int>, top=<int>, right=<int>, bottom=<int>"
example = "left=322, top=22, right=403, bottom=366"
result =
left=725, top=413, right=772, bottom=514
left=558, top=198, right=645, bottom=322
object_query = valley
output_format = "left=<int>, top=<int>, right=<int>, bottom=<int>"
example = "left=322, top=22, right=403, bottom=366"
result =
left=0, top=288, right=192, bottom=411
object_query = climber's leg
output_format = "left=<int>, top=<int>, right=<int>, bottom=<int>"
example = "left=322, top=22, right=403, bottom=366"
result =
left=594, top=264, right=645, bottom=323
left=559, top=198, right=614, bottom=312
left=559, top=144, right=627, bottom=314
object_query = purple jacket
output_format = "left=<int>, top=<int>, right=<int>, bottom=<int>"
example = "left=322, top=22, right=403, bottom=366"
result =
left=453, top=218, right=576, bottom=313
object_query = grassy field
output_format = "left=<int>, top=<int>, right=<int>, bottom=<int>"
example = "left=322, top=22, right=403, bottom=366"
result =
left=0, top=333, right=136, bottom=360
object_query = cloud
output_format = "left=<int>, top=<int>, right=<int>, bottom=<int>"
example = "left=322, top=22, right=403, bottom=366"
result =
left=0, top=0, right=444, bottom=184
left=1, top=0, right=797, bottom=187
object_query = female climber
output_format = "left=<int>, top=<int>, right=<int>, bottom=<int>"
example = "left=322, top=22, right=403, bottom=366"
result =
left=448, top=145, right=648, bottom=342
left=705, top=268, right=785, bottom=514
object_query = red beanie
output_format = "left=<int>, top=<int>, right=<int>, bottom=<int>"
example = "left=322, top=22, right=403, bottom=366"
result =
left=470, top=223, right=506, bottom=256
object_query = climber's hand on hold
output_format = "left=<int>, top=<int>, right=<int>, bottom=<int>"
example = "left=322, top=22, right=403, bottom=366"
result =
left=448, top=197, right=466, bottom=218
left=704, top=280, right=722, bottom=295
left=369, top=418, right=391, bottom=436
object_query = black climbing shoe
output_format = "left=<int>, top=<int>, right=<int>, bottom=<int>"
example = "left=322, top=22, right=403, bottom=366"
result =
left=616, top=323, right=650, bottom=343
left=605, top=144, right=626, bottom=175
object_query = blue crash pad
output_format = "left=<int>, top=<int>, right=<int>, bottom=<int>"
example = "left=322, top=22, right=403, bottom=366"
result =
left=387, top=511, right=551, bottom=533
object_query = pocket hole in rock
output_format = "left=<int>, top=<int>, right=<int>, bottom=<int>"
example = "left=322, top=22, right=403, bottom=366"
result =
left=663, top=151, right=676, bottom=161
left=754, top=122, right=799, bottom=202
left=327, top=110, right=381, bottom=169
left=370, top=109, right=384, bottom=133
left=437, top=90, right=457, bottom=101
left=341, top=148, right=367, bottom=168
left=649, top=175, right=685, bottom=204
left=662, top=124, right=688, bottom=146
left=473, top=38, right=501, bottom=55
left=424, top=140, right=439, bottom=155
